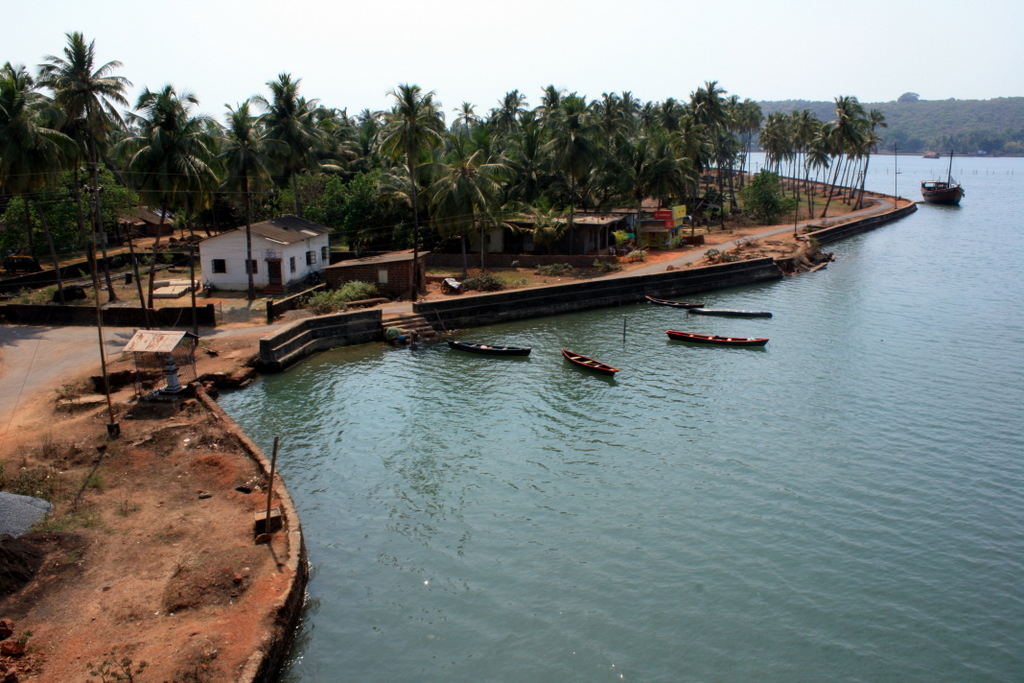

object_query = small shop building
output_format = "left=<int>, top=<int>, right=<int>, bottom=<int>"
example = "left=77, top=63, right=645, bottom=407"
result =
left=323, top=249, right=427, bottom=300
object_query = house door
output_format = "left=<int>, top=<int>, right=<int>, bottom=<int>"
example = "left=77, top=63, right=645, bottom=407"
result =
left=267, top=259, right=283, bottom=286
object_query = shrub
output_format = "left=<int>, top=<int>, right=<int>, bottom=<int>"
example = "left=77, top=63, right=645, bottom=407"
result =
left=626, top=249, right=648, bottom=262
left=612, top=230, right=631, bottom=246
left=740, top=170, right=798, bottom=224
left=304, top=281, right=378, bottom=315
left=593, top=259, right=622, bottom=273
left=305, top=290, right=348, bottom=315
left=462, top=274, right=505, bottom=292
left=336, top=280, right=378, bottom=302
left=537, top=263, right=574, bottom=277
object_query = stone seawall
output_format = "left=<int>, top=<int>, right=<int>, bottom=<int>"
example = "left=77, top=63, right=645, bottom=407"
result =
left=258, top=308, right=381, bottom=372
left=804, top=203, right=918, bottom=245
left=0, top=303, right=216, bottom=327
left=414, top=257, right=784, bottom=330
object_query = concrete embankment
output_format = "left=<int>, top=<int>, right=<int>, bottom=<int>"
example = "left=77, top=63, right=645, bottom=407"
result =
left=414, top=257, right=783, bottom=331
left=804, top=203, right=918, bottom=245
left=257, top=308, right=382, bottom=372
left=256, top=258, right=782, bottom=371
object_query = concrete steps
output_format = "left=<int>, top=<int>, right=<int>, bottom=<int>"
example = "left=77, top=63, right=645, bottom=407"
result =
left=381, top=313, right=437, bottom=339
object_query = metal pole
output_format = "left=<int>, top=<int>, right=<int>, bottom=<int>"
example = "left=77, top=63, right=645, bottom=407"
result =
left=190, top=243, right=199, bottom=337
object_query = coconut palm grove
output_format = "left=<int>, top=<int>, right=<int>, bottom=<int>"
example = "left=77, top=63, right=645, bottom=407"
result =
left=1, top=32, right=888, bottom=280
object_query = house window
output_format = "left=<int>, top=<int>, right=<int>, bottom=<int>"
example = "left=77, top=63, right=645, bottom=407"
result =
left=321, top=246, right=329, bottom=263
left=306, top=250, right=317, bottom=265
left=378, top=269, right=388, bottom=284
left=289, top=256, right=296, bottom=273
left=212, top=259, right=226, bottom=274
left=245, top=260, right=258, bottom=274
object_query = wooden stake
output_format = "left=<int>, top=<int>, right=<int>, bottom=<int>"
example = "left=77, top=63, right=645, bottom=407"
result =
left=264, top=436, right=279, bottom=534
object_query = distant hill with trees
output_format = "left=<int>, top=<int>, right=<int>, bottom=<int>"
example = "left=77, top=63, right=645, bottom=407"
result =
left=759, top=96, right=1024, bottom=155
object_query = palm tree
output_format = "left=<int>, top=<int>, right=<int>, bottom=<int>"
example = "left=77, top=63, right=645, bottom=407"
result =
left=543, top=94, right=599, bottom=254
left=253, top=73, right=330, bottom=217
left=0, top=63, right=75, bottom=302
left=690, top=81, right=731, bottom=204
left=517, top=201, right=567, bottom=255
left=490, top=90, right=526, bottom=137
left=452, top=102, right=481, bottom=136
left=505, top=110, right=549, bottom=206
left=614, top=133, right=692, bottom=245
left=377, top=84, right=444, bottom=300
left=38, top=31, right=131, bottom=300
left=854, top=109, right=887, bottom=209
left=220, top=100, right=280, bottom=300
left=735, top=99, right=762, bottom=185
left=117, top=85, right=218, bottom=308
left=424, top=135, right=508, bottom=274
left=819, top=96, right=866, bottom=218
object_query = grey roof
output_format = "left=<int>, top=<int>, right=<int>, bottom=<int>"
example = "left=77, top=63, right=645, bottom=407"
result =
left=0, top=492, right=52, bottom=537
left=204, top=215, right=330, bottom=246
left=325, top=249, right=427, bottom=269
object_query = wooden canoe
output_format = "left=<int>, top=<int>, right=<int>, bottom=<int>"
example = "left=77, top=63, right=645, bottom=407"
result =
left=666, top=330, right=769, bottom=347
left=645, top=295, right=705, bottom=309
left=560, top=349, right=619, bottom=375
left=447, top=340, right=532, bottom=356
left=688, top=308, right=773, bottom=318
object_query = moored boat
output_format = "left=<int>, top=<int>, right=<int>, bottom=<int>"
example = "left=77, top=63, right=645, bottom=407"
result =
left=665, top=330, right=769, bottom=347
left=688, top=308, right=772, bottom=318
left=560, top=349, right=619, bottom=375
left=921, top=151, right=964, bottom=206
left=645, top=295, right=704, bottom=309
left=447, top=340, right=531, bottom=356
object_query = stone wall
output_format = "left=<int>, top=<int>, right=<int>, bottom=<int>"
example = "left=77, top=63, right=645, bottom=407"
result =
left=803, top=203, right=918, bottom=245
left=0, top=303, right=216, bottom=327
left=427, top=252, right=617, bottom=270
left=258, top=308, right=382, bottom=372
left=265, top=283, right=326, bottom=323
left=414, top=257, right=784, bottom=330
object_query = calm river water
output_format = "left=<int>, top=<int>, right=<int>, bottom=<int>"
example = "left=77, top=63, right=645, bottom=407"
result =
left=221, top=154, right=1024, bottom=682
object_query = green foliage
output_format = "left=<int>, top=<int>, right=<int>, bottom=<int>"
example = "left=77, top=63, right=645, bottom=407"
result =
left=536, top=263, right=574, bottom=276
left=704, top=248, right=740, bottom=264
left=0, top=168, right=139, bottom=259
left=626, top=249, right=648, bottom=262
left=11, top=286, right=55, bottom=304
left=88, top=653, right=148, bottom=683
left=304, top=281, right=378, bottom=315
left=612, top=230, right=631, bottom=246
left=336, top=280, right=378, bottom=301
left=304, top=172, right=412, bottom=252
left=462, top=274, right=505, bottom=291
left=305, top=290, right=348, bottom=315
left=759, top=97, right=1024, bottom=154
left=739, top=170, right=797, bottom=224
left=2, top=465, right=70, bottom=500
left=593, top=259, right=622, bottom=272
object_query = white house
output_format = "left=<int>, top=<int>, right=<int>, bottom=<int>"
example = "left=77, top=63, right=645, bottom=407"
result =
left=199, top=215, right=330, bottom=294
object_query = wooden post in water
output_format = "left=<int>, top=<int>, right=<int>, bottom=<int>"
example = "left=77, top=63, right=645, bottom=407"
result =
left=893, top=143, right=899, bottom=199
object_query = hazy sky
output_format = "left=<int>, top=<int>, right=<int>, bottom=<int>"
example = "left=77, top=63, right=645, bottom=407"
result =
left=5, top=0, right=1022, bottom=120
